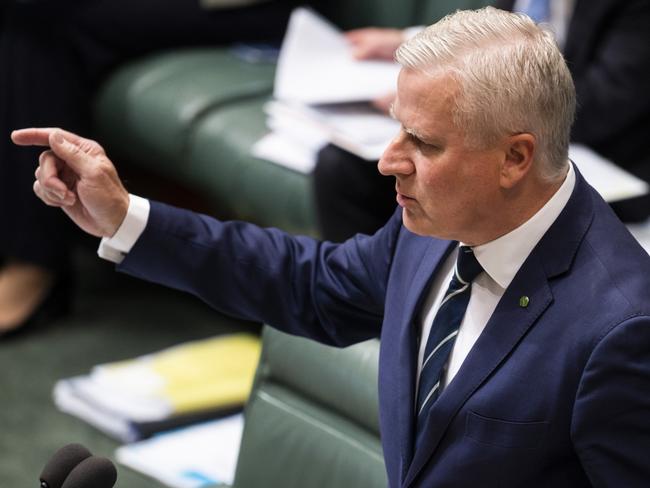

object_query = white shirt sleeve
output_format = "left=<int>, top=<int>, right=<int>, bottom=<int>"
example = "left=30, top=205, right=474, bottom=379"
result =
left=97, top=194, right=150, bottom=264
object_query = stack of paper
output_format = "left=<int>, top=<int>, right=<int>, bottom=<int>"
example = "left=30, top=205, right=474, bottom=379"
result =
left=273, top=7, right=401, bottom=104
left=116, top=414, right=244, bottom=488
left=54, top=334, right=260, bottom=442
left=252, top=7, right=401, bottom=172
left=569, top=144, right=649, bottom=202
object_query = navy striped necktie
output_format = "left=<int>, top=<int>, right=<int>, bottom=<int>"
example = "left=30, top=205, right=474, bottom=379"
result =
left=414, top=246, right=483, bottom=451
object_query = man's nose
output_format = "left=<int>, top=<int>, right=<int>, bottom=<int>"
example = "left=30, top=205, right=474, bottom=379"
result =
left=378, top=131, right=413, bottom=177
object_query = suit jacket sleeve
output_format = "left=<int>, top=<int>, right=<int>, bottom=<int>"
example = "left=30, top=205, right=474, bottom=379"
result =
left=568, top=0, right=650, bottom=148
left=117, top=201, right=402, bottom=346
left=571, top=314, right=650, bottom=486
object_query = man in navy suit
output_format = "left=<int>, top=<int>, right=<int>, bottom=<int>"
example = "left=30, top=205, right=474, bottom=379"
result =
left=14, top=7, right=650, bottom=487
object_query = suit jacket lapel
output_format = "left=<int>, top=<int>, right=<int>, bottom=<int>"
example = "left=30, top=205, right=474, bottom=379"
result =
left=402, top=165, right=595, bottom=487
left=403, top=255, right=553, bottom=486
left=395, top=240, right=456, bottom=479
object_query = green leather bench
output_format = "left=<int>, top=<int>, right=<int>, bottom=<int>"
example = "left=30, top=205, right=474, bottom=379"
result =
left=231, top=326, right=385, bottom=488
left=93, top=0, right=493, bottom=237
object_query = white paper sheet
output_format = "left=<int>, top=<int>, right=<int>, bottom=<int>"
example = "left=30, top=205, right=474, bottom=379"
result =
left=261, top=100, right=399, bottom=162
left=116, top=415, right=244, bottom=488
left=627, top=219, right=650, bottom=255
left=274, top=7, right=400, bottom=104
left=54, top=377, right=139, bottom=442
left=252, top=131, right=323, bottom=173
left=569, top=144, right=649, bottom=202
left=310, top=103, right=400, bottom=159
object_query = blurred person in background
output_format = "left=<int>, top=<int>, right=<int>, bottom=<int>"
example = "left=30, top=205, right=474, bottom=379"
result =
left=0, top=0, right=293, bottom=336
left=314, top=0, right=650, bottom=242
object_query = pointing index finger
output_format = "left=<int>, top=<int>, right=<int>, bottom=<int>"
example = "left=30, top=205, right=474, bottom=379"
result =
left=11, top=127, right=85, bottom=148
left=11, top=128, right=57, bottom=147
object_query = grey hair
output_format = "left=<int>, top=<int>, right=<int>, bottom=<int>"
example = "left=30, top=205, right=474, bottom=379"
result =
left=395, top=7, right=576, bottom=181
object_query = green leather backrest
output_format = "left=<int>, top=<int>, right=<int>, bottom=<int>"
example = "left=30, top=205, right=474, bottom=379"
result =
left=232, top=327, right=386, bottom=488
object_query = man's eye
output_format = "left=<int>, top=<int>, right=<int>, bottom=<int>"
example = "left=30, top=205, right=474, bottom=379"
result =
left=411, top=134, right=438, bottom=152
left=409, top=133, right=425, bottom=146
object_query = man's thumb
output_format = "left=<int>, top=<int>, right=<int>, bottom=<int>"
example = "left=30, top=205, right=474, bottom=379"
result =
left=49, top=130, right=88, bottom=172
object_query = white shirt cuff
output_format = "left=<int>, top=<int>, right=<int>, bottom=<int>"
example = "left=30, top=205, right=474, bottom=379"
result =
left=97, top=194, right=151, bottom=264
left=403, top=26, right=425, bottom=40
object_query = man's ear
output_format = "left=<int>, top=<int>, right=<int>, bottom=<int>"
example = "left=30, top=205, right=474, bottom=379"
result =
left=500, top=133, right=535, bottom=189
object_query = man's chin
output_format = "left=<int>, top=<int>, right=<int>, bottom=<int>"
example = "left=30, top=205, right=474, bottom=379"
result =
left=401, top=209, right=449, bottom=239
left=401, top=209, right=431, bottom=236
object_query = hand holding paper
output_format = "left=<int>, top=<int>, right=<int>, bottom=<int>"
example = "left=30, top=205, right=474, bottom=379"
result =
left=345, top=27, right=405, bottom=61
left=273, top=8, right=401, bottom=104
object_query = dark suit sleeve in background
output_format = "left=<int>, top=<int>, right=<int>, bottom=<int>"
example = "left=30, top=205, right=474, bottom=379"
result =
left=565, top=0, right=650, bottom=180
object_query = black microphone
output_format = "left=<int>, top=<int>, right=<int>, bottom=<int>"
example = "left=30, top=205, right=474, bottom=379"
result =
left=61, top=456, right=117, bottom=488
left=40, top=444, right=91, bottom=488
left=40, top=443, right=117, bottom=488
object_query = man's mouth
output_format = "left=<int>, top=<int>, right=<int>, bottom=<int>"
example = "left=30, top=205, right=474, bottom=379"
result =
left=396, top=185, right=415, bottom=201
left=396, top=187, right=416, bottom=207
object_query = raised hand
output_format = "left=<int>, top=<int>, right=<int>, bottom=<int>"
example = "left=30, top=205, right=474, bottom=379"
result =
left=345, top=27, right=405, bottom=61
left=11, top=128, right=130, bottom=238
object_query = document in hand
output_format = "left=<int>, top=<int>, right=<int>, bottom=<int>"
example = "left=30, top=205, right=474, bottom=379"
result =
left=274, top=7, right=401, bottom=105
left=53, top=334, right=261, bottom=442
left=253, top=7, right=401, bottom=170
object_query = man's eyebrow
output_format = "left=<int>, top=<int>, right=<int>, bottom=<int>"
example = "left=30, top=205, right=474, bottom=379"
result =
left=404, top=125, right=430, bottom=142
left=389, top=104, right=428, bottom=141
